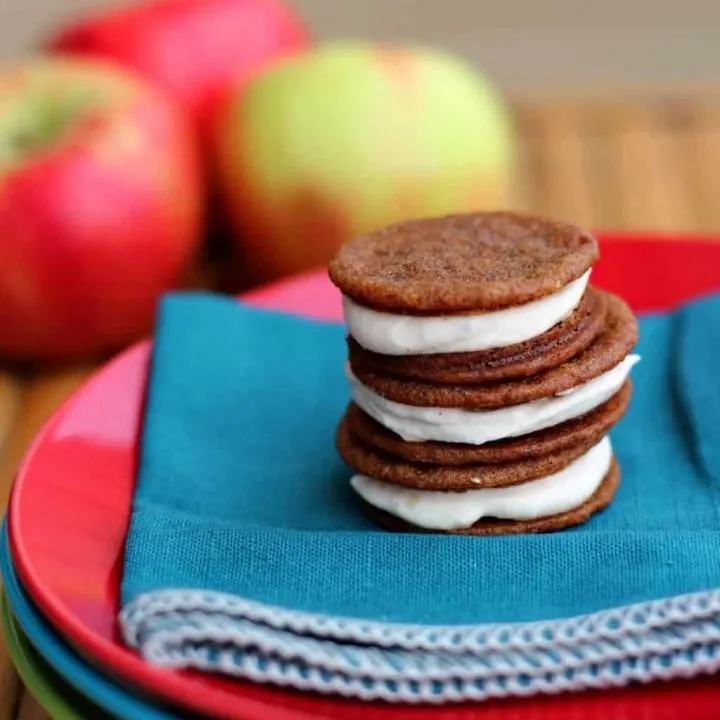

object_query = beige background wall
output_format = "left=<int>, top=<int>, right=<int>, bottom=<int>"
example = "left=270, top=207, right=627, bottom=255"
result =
left=1, top=0, right=720, bottom=97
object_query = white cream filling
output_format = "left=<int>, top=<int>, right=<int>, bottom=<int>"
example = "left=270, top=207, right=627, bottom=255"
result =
left=343, top=270, right=591, bottom=356
left=351, top=437, right=612, bottom=530
left=349, top=354, right=640, bottom=445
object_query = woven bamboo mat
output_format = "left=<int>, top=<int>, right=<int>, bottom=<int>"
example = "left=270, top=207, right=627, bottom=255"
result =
left=2, top=93, right=720, bottom=719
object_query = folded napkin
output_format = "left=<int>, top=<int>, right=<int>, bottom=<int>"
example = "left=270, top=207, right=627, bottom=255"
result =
left=120, top=291, right=720, bottom=703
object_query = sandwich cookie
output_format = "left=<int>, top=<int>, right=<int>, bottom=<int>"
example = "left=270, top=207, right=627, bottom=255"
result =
left=361, top=459, right=620, bottom=536
left=349, top=352, right=638, bottom=446
left=347, top=288, right=607, bottom=384
left=337, top=418, right=601, bottom=490
left=347, top=436, right=618, bottom=533
left=328, top=211, right=600, bottom=355
left=329, top=210, right=638, bottom=536
left=350, top=293, right=638, bottom=410
left=344, top=380, right=631, bottom=466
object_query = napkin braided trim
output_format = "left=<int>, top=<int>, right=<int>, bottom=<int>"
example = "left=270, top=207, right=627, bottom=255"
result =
left=155, top=642, right=720, bottom=703
left=120, top=589, right=720, bottom=700
left=125, top=609, right=720, bottom=682
left=120, top=612, right=720, bottom=703
left=121, top=587, right=720, bottom=652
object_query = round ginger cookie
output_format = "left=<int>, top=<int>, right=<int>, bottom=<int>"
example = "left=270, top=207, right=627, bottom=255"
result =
left=351, top=291, right=638, bottom=410
left=328, top=211, right=599, bottom=313
left=361, top=460, right=620, bottom=536
left=348, top=288, right=606, bottom=385
left=337, top=419, right=600, bottom=491
left=345, top=380, right=631, bottom=466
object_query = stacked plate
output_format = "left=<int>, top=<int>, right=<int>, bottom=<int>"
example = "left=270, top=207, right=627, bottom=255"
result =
left=3, top=235, right=720, bottom=720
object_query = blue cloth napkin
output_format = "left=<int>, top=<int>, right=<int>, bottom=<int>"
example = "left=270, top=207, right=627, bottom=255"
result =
left=120, top=291, right=720, bottom=703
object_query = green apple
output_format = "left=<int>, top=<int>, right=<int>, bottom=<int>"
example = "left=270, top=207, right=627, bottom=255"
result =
left=214, top=41, right=515, bottom=284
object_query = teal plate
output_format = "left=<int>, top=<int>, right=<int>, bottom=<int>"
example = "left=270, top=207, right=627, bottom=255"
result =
left=0, top=524, right=180, bottom=719
left=1, top=592, right=107, bottom=720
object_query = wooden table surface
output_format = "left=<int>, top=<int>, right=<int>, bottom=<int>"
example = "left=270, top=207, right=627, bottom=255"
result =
left=2, top=92, right=720, bottom=719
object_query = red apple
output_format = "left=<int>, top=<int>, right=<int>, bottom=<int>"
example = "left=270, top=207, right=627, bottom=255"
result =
left=45, top=0, right=310, bottom=136
left=0, top=57, right=203, bottom=361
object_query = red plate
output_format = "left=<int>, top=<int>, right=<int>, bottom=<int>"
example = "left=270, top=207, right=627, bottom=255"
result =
left=9, top=234, right=720, bottom=720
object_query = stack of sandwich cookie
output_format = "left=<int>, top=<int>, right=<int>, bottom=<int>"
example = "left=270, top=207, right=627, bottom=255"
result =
left=328, top=211, right=640, bottom=535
